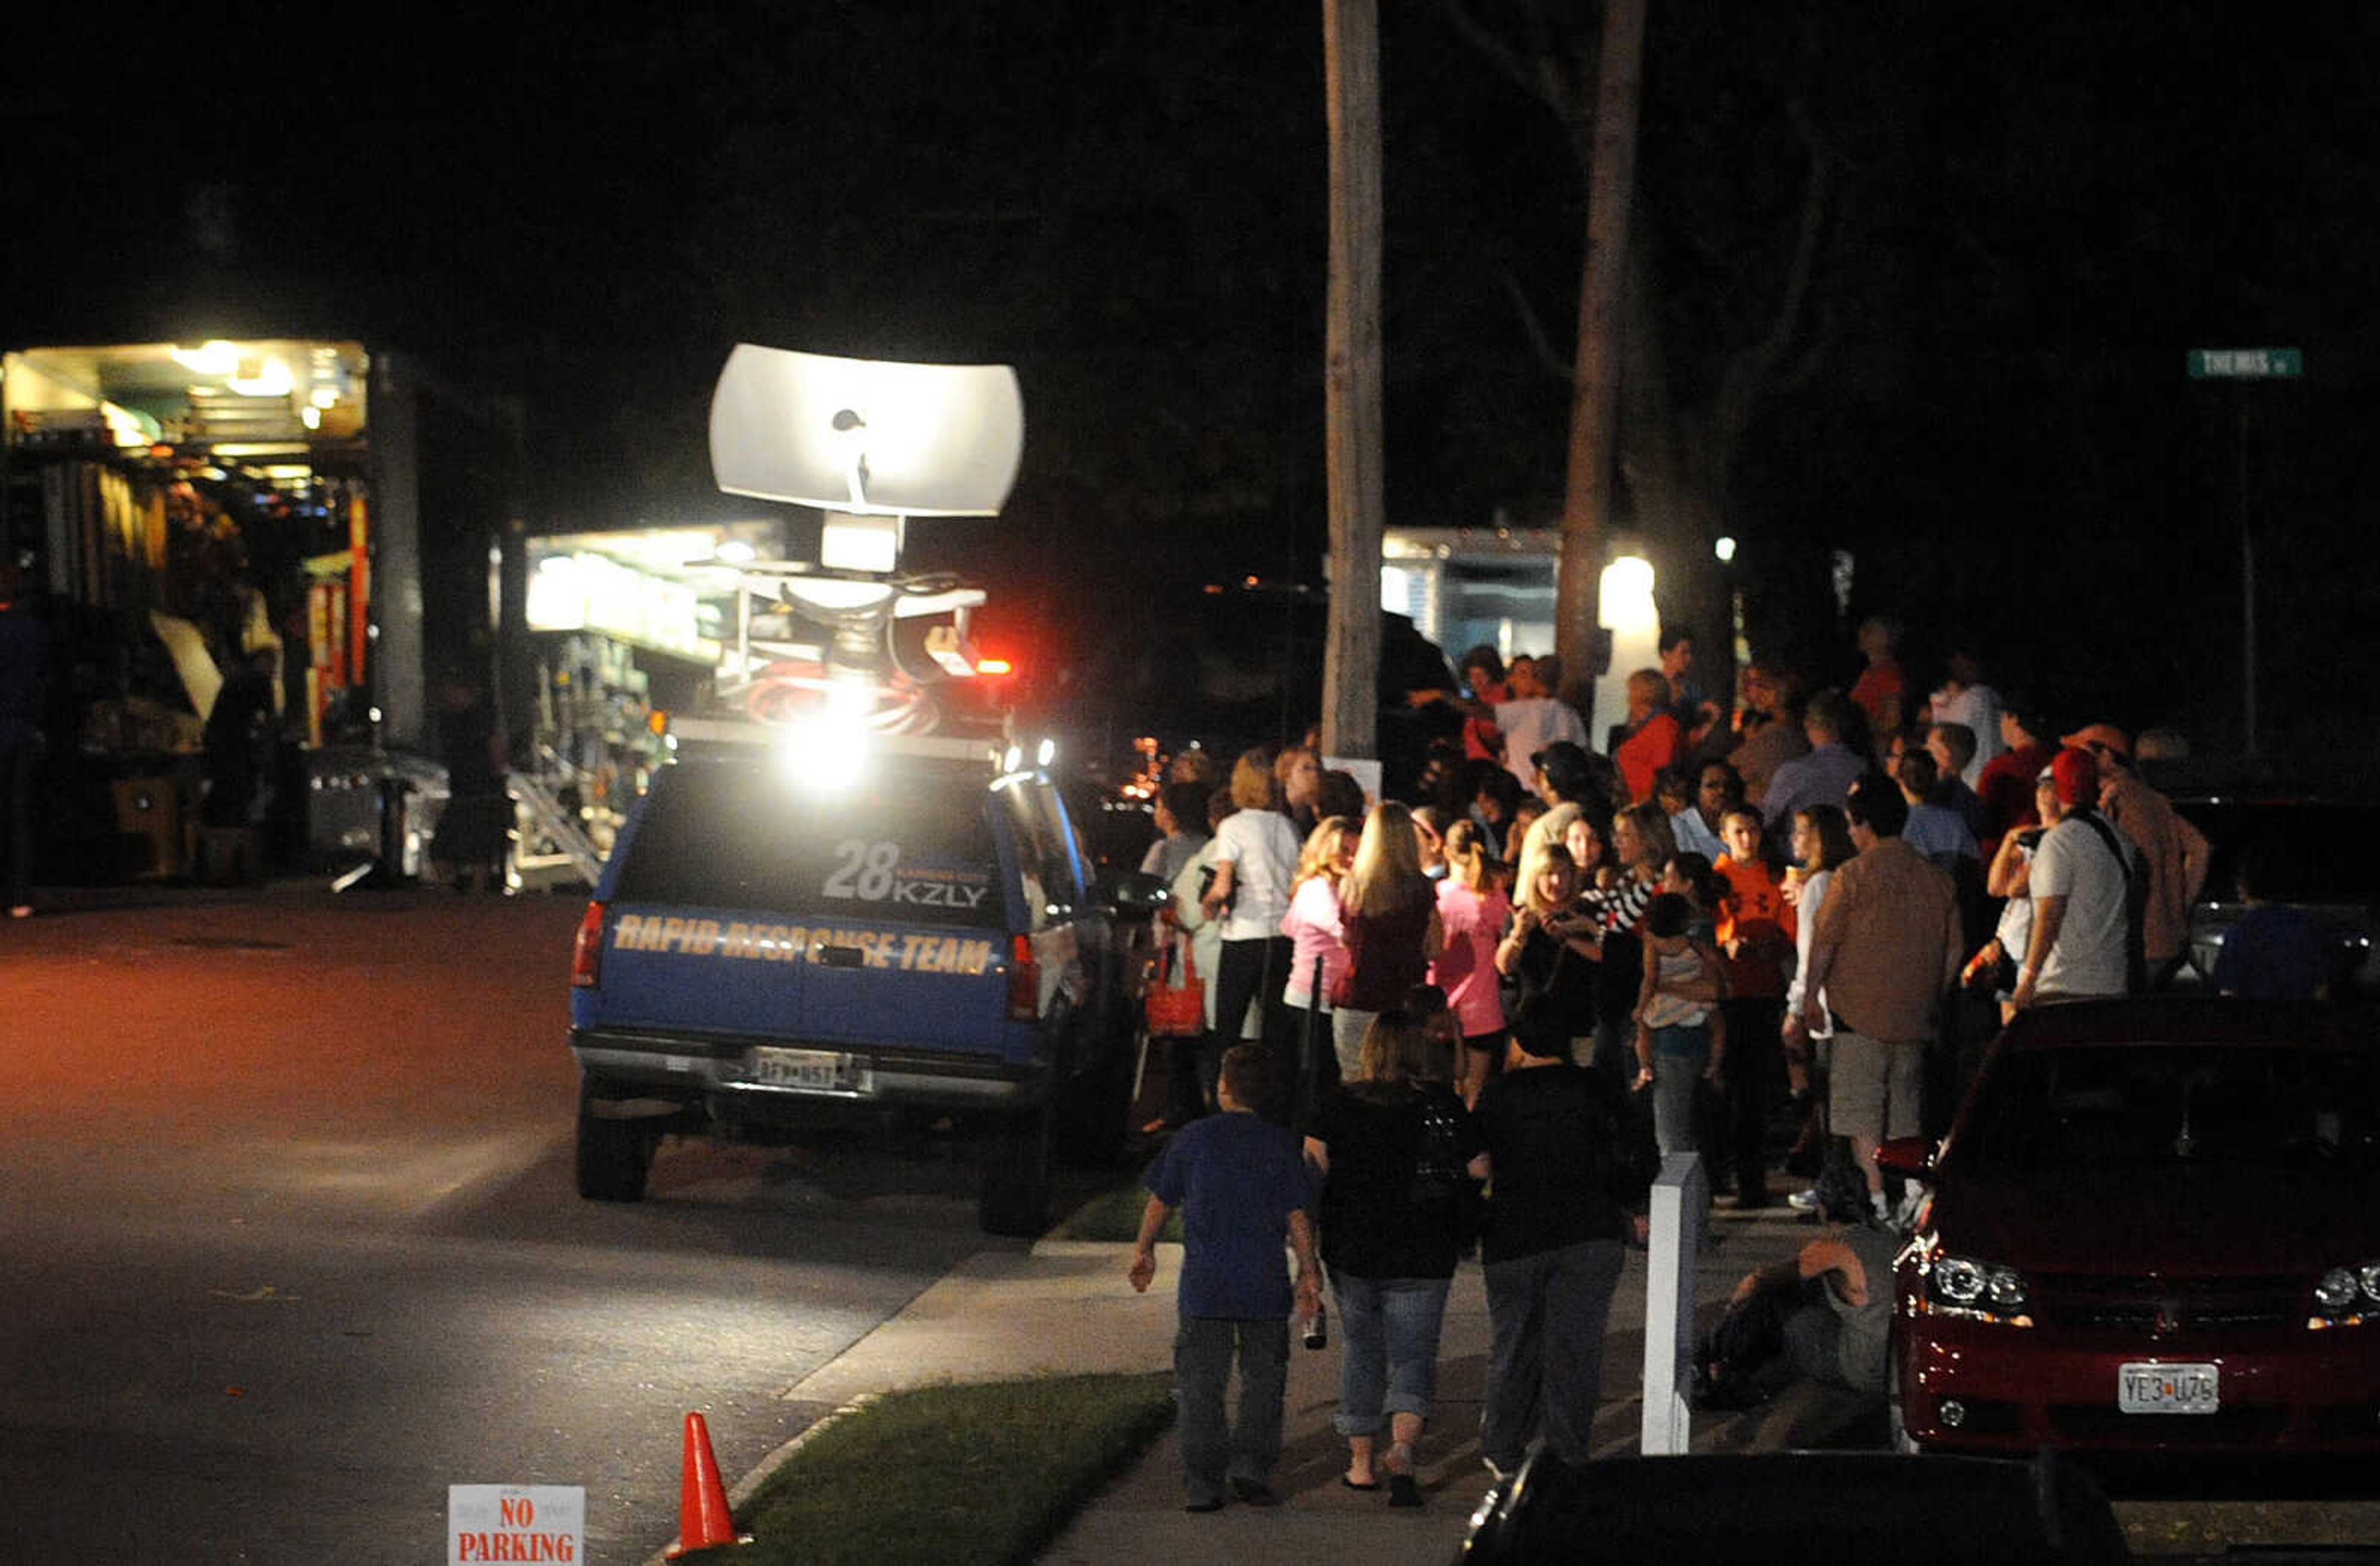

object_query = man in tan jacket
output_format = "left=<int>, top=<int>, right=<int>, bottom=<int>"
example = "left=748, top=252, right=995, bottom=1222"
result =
left=1800, top=777, right=1963, bottom=1224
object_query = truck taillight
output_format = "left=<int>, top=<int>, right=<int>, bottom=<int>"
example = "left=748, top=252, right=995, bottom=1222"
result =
left=571, top=900, right=608, bottom=988
left=1007, top=933, right=1039, bottom=1021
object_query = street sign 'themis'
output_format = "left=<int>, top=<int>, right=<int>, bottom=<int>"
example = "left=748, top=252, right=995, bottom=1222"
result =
left=2189, top=348, right=2303, bottom=379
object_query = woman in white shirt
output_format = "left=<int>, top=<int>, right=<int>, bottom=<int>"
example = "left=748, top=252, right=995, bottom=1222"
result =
left=1199, top=749, right=1304, bottom=1119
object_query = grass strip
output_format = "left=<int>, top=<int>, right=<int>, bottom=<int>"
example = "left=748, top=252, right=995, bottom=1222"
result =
left=1051, top=1180, right=1179, bottom=1244
left=681, top=1373, right=1175, bottom=1566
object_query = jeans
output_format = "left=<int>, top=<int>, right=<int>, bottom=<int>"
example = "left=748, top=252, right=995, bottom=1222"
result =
left=1175, top=1317, right=1290, bottom=1504
left=1481, top=1238, right=1626, bottom=1471
left=1648, top=1025, right=1708, bottom=1158
left=1329, top=1273, right=1453, bottom=1436
left=1331, top=1006, right=1375, bottom=1080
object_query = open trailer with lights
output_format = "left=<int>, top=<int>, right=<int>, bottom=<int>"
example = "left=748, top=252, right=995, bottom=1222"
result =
left=0, top=340, right=521, bottom=883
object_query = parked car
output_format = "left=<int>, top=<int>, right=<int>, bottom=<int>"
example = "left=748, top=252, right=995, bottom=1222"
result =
left=2169, top=794, right=2380, bottom=996
left=565, top=720, right=1157, bottom=1235
left=1883, top=998, right=2380, bottom=1456
left=1459, top=1448, right=2130, bottom=1565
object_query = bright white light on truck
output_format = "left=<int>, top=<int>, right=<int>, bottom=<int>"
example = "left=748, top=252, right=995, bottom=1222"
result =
left=772, top=718, right=870, bottom=791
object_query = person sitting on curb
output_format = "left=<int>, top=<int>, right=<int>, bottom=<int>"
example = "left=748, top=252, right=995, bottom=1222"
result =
left=1130, top=1044, right=1323, bottom=1513
left=1695, top=1220, right=1902, bottom=1414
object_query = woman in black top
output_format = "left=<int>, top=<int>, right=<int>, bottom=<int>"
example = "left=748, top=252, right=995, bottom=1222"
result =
left=1468, top=1027, right=1656, bottom=1475
left=1496, top=842, right=1602, bottom=1061
left=1303, top=1010, right=1479, bottom=1506
left=1586, top=801, right=1676, bottom=1075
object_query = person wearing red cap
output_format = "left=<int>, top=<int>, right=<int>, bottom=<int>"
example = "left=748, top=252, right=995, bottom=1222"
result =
left=2009, top=747, right=2144, bottom=1010
left=2061, top=721, right=2208, bottom=988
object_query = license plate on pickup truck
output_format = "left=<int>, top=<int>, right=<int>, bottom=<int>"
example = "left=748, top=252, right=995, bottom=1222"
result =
left=2118, top=1362, right=2218, bottom=1414
left=748, top=1047, right=870, bottom=1095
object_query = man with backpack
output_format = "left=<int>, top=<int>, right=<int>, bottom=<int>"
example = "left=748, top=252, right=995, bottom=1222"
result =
left=2009, top=747, right=2145, bottom=1010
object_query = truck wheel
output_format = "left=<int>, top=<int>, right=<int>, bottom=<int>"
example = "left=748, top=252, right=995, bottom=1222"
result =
left=576, top=1088, right=654, bottom=1202
left=977, top=1102, right=1054, bottom=1237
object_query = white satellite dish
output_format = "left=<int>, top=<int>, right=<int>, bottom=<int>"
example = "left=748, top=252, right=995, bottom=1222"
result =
left=707, top=344, right=1024, bottom=517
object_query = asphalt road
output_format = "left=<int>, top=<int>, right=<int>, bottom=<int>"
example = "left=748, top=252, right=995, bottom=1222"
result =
left=0, top=883, right=1016, bottom=1564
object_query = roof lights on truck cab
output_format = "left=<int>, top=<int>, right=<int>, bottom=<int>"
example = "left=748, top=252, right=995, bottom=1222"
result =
left=997, top=737, right=1057, bottom=780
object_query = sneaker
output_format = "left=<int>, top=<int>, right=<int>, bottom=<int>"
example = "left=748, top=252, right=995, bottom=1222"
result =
left=1869, top=1189, right=1892, bottom=1222
left=1890, top=1187, right=1926, bottom=1231
left=1786, top=1187, right=1822, bottom=1213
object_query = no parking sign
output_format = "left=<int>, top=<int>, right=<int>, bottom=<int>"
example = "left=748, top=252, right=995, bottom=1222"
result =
left=448, top=1485, right=584, bottom=1563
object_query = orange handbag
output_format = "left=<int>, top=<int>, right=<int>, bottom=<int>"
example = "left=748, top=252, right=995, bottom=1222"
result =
left=1144, top=936, right=1207, bottom=1037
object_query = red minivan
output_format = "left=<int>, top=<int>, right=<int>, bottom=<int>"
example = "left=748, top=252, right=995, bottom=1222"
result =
left=1884, top=998, right=2380, bottom=1455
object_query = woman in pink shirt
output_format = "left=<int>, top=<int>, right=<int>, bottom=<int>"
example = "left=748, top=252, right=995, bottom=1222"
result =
left=1432, top=819, right=1514, bottom=1107
left=1280, top=814, right=1359, bottom=1058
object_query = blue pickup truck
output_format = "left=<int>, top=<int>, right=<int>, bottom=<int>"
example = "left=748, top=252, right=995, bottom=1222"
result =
left=566, top=723, right=1146, bottom=1234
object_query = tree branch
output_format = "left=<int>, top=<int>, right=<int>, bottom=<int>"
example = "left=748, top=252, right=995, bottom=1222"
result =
left=1495, top=266, right=1576, bottom=381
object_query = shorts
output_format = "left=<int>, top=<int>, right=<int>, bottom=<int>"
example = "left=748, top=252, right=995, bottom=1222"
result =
left=1828, top=1027, right=1922, bottom=1143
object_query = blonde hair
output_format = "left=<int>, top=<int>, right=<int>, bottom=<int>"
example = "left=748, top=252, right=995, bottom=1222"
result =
left=1515, top=840, right=1578, bottom=918
left=1443, top=817, right=1494, bottom=892
left=1627, top=667, right=1668, bottom=711
left=1228, top=748, right=1279, bottom=812
left=1294, top=815, right=1357, bottom=888
left=1616, top=800, right=1677, bottom=870
left=1342, top=801, right=1433, bottom=917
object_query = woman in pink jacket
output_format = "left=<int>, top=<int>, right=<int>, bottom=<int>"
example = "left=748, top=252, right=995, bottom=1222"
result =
left=1431, top=819, right=1513, bottom=1107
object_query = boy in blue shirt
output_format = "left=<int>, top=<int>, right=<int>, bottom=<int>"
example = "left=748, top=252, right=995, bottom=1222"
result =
left=1129, top=1044, right=1321, bottom=1512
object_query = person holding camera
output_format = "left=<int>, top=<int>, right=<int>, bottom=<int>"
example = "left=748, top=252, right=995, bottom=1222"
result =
left=1496, top=840, right=1602, bottom=1062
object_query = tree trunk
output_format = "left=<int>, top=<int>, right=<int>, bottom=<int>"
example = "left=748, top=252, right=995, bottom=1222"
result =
left=1321, top=0, right=1384, bottom=763
left=1554, top=0, right=1646, bottom=726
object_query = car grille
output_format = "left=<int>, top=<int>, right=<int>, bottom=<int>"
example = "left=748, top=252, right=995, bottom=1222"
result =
left=2029, top=1273, right=2301, bottom=1334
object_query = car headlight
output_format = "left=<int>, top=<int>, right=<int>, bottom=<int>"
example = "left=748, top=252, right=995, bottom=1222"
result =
left=2311, top=1259, right=2380, bottom=1327
left=1923, top=1250, right=2030, bottom=1325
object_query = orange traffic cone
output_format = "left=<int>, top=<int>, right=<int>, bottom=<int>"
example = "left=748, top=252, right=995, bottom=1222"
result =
left=665, top=1410, right=752, bottom=1557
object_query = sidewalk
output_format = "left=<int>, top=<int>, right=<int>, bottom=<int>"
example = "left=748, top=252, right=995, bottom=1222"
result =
left=765, top=1198, right=1866, bottom=1566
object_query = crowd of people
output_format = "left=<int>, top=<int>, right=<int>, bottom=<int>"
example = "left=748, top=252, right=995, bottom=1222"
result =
left=1126, top=615, right=2320, bottom=1511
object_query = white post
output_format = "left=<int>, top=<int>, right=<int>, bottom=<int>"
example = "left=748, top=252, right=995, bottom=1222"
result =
left=1639, top=1151, right=1706, bottom=1454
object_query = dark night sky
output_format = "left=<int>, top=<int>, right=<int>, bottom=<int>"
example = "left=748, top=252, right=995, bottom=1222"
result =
left=7, top=4, right=2380, bottom=774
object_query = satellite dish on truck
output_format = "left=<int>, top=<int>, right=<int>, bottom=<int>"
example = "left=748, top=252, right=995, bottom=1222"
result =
left=708, top=344, right=1023, bottom=517
left=701, top=345, right=1025, bottom=735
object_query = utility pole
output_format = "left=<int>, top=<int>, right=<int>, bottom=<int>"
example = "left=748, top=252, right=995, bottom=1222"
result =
left=1321, top=0, right=1383, bottom=762
left=1554, top=0, right=1646, bottom=728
